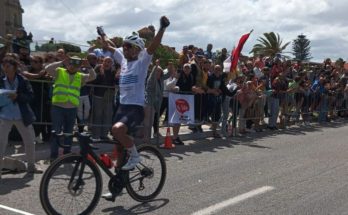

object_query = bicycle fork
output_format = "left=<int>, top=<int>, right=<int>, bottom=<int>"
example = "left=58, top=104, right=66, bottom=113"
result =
left=68, top=159, right=86, bottom=194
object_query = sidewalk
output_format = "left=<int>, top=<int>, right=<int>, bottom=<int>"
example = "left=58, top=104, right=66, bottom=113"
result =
left=5, top=124, right=215, bottom=162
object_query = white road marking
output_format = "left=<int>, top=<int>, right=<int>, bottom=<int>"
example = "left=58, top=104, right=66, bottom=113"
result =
left=192, top=186, right=275, bottom=215
left=0, top=204, right=35, bottom=215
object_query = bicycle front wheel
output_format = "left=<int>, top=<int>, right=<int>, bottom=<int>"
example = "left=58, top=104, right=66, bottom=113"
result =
left=39, top=154, right=102, bottom=215
left=126, top=144, right=167, bottom=202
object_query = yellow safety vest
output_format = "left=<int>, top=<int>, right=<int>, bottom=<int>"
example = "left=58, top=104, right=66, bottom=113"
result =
left=52, top=67, right=82, bottom=107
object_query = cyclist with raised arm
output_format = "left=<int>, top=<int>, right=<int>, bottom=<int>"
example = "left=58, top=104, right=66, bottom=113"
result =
left=102, top=16, right=170, bottom=170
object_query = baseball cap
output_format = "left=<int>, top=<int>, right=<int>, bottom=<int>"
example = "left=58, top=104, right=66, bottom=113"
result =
left=69, top=56, right=82, bottom=66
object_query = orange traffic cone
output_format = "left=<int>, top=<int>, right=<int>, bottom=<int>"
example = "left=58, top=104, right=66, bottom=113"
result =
left=160, top=127, right=175, bottom=149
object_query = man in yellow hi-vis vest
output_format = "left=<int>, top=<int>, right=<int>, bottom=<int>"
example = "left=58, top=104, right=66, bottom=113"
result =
left=45, top=56, right=96, bottom=161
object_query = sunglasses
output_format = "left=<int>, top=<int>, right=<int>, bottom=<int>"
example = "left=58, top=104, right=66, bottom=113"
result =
left=122, top=43, right=137, bottom=50
left=69, top=59, right=82, bottom=66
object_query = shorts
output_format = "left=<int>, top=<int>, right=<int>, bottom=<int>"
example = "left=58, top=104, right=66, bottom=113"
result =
left=113, top=104, right=144, bottom=134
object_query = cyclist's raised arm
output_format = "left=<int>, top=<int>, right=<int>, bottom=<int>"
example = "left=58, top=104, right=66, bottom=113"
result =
left=146, top=16, right=170, bottom=55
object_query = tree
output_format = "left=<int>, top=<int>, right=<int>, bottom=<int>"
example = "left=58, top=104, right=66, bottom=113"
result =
left=250, top=32, right=290, bottom=58
left=292, top=34, right=311, bottom=62
left=36, top=42, right=81, bottom=53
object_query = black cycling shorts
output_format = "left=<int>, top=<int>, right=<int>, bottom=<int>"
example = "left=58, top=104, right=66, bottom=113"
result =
left=113, top=104, right=144, bottom=134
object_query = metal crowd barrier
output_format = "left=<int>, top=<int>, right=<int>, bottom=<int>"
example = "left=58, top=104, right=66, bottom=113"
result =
left=28, top=79, right=348, bottom=140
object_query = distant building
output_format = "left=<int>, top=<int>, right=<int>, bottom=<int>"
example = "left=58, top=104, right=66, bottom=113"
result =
left=0, top=0, right=24, bottom=38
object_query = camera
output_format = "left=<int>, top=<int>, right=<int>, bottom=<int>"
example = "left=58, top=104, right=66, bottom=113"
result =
left=97, top=26, right=105, bottom=36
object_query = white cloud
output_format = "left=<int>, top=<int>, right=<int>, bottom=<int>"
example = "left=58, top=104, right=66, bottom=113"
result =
left=21, top=0, right=348, bottom=61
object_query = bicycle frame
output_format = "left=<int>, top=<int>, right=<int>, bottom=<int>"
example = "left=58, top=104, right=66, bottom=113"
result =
left=80, top=133, right=127, bottom=178
left=56, top=132, right=126, bottom=179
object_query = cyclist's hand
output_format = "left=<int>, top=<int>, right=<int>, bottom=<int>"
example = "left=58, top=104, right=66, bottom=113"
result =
left=160, top=16, right=170, bottom=31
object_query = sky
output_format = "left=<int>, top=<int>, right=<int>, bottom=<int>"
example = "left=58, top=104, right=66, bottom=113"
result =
left=21, top=0, right=348, bottom=62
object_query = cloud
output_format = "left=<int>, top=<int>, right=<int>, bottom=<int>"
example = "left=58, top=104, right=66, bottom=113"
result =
left=21, top=0, right=348, bottom=61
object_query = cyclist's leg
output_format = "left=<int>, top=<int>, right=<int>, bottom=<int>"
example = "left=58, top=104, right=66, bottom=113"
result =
left=112, top=104, right=144, bottom=170
left=111, top=122, right=139, bottom=170
left=115, top=144, right=124, bottom=168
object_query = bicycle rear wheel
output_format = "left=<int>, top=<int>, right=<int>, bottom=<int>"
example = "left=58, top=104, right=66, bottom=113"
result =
left=126, top=144, right=167, bottom=202
left=40, top=154, right=102, bottom=215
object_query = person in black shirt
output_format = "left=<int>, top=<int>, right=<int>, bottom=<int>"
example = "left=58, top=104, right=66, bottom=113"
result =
left=207, top=65, right=237, bottom=138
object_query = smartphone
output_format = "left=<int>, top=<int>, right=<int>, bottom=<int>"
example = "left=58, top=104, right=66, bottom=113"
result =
left=97, top=26, right=105, bottom=36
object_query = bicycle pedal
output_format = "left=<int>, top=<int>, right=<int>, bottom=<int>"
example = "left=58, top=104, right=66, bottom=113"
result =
left=101, top=192, right=116, bottom=202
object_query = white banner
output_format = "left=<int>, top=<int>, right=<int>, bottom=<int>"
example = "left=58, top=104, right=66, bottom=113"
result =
left=168, top=93, right=195, bottom=125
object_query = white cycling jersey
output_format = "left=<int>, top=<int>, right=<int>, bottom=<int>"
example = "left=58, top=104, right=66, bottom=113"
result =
left=113, top=48, right=152, bottom=106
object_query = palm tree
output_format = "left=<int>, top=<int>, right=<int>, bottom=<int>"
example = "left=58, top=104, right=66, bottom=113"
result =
left=250, top=32, right=290, bottom=58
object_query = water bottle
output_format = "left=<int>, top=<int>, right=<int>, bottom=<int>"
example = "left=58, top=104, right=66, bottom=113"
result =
left=100, top=153, right=113, bottom=168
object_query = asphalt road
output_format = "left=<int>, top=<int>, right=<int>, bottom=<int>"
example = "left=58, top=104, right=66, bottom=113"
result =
left=1, top=120, right=348, bottom=215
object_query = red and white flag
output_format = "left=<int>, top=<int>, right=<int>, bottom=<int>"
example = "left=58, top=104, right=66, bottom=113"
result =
left=230, top=30, right=253, bottom=73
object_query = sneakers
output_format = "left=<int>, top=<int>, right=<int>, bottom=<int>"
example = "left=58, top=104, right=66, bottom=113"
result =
left=102, top=192, right=115, bottom=202
left=27, top=164, right=43, bottom=174
left=121, top=156, right=141, bottom=171
left=153, top=133, right=163, bottom=138
left=35, top=136, right=44, bottom=144
left=173, top=137, right=184, bottom=145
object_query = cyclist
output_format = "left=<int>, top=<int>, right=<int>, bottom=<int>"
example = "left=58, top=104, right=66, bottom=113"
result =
left=103, top=16, right=170, bottom=170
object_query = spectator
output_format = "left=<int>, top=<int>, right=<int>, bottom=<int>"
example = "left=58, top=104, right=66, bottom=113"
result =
left=215, top=48, right=228, bottom=69
left=12, top=28, right=32, bottom=55
left=159, top=61, right=179, bottom=126
left=144, top=63, right=170, bottom=143
left=0, top=43, right=7, bottom=75
left=90, top=56, right=116, bottom=139
left=43, top=53, right=57, bottom=66
left=190, top=50, right=208, bottom=132
left=207, top=65, right=236, bottom=138
left=318, top=80, right=330, bottom=123
left=259, top=67, right=272, bottom=117
left=236, top=80, right=257, bottom=134
left=298, top=74, right=311, bottom=125
left=204, top=43, right=214, bottom=60
left=271, top=58, right=283, bottom=81
left=172, top=63, right=195, bottom=145
left=76, top=53, right=97, bottom=134
left=221, top=75, right=240, bottom=137
left=253, top=60, right=264, bottom=79
left=86, top=53, right=98, bottom=68
left=88, top=37, right=115, bottom=58
left=45, top=56, right=96, bottom=162
left=56, top=48, right=66, bottom=61
left=178, top=45, right=190, bottom=71
left=268, top=72, right=287, bottom=130
left=0, top=56, right=42, bottom=177
left=22, top=56, right=51, bottom=143
left=18, top=47, right=31, bottom=68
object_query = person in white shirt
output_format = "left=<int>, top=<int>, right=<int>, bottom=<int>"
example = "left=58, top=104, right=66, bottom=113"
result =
left=103, top=16, right=170, bottom=171
left=160, top=61, right=179, bottom=125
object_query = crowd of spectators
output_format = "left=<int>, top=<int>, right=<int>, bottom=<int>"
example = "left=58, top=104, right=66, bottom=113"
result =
left=1, top=27, right=348, bottom=172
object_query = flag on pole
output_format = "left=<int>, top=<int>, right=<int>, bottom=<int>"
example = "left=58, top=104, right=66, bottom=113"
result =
left=230, top=30, right=253, bottom=73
